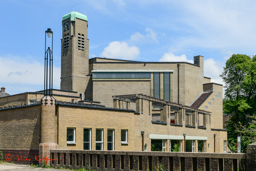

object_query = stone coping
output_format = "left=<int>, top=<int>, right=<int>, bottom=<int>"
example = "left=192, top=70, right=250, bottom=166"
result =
left=50, top=150, right=246, bottom=159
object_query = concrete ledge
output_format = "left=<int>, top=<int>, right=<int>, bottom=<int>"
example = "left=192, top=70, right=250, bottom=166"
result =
left=151, top=121, right=167, bottom=125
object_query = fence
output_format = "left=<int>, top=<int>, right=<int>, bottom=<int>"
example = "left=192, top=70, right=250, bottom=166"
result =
left=50, top=150, right=247, bottom=171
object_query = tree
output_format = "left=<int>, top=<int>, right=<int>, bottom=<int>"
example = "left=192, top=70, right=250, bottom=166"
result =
left=221, top=54, right=256, bottom=152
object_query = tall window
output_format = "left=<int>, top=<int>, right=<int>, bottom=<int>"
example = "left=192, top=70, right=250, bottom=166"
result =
left=164, top=72, right=170, bottom=101
left=121, top=130, right=128, bottom=144
left=107, top=130, right=114, bottom=150
left=67, top=128, right=76, bottom=144
left=170, top=140, right=180, bottom=152
left=84, top=129, right=91, bottom=150
left=96, top=129, right=103, bottom=150
left=153, top=73, right=160, bottom=98
left=198, top=140, right=205, bottom=152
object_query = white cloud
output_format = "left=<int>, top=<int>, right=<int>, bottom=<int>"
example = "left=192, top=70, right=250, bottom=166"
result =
left=0, top=56, right=60, bottom=87
left=130, top=28, right=158, bottom=43
left=101, top=41, right=140, bottom=60
left=204, top=58, right=224, bottom=85
left=159, top=52, right=193, bottom=63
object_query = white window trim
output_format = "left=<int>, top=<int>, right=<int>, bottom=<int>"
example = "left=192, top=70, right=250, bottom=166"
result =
left=84, top=128, right=91, bottom=150
left=121, top=130, right=128, bottom=144
left=192, top=140, right=195, bottom=152
left=67, top=128, right=76, bottom=144
left=96, top=129, right=103, bottom=150
left=162, top=140, right=166, bottom=152
left=107, top=129, right=115, bottom=151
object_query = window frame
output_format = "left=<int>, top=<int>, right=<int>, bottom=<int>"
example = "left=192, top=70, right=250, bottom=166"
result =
left=83, top=128, right=91, bottom=150
left=162, top=140, right=166, bottom=152
left=192, top=140, right=195, bottom=152
left=67, top=128, right=76, bottom=144
left=107, top=129, right=115, bottom=151
left=96, top=129, right=103, bottom=150
left=224, top=140, right=227, bottom=153
left=121, top=129, right=128, bottom=144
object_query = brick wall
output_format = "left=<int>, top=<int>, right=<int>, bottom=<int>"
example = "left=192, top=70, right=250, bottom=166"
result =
left=0, top=105, right=41, bottom=150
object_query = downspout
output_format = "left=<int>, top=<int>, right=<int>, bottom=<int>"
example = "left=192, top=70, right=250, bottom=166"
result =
left=141, top=131, right=144, bottom=151
left=214, top=134, right=216, bottom=153
left=177, top=63, right=180, bottom=104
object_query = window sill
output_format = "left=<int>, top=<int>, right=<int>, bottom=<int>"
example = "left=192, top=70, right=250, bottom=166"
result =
left=67, top=142, right=76, bottom=145
left=170, top=123, right=183, bottom=127
left=121, top=142, right=128, bottom=145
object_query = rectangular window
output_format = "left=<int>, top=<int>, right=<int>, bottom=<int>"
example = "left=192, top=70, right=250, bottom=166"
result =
left=96, top=129, right=103, bottom=150
left=107, top=130, right=114, bottom=150
left=84, top=129, right=91, bottom=150
left=224, top=140, right=227, bottom=152
left=170, top=140, right=180, bottom=152
left=67, top=128, right=76, bottom=144
left=186, top=140, right=193, bottom=152
left=198, top=140, right=205, bottom=152
left=164, top=72, right=170, bottom=101
left=121, top=130, right=128, bottom=144
left=29, top=100, right=36, bottom=105
left=153, top=72, right=160, bottom=98
left=93, top=72, right=151, bottom=79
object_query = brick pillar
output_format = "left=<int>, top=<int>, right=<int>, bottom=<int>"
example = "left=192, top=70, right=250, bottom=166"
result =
left=99, top=155, right=105, bottom=170
left=178, top=108, right=182, bottom=124
left=162, top=156, right=169, bottom=170
left=246, top=142, right=256, bottom=170
left=66, top=153, right=70, bottom=166
left=126, top=101, right=130, bottom=109
left=107, top=155, right=112, bottom=169
left=149, top=101, right=152, bottom=115
left=224, top=159, right=232, bottom=171
left=136, top=99, right=142, bottom=114
left=152, top=156, right=158, bottom=171
left=60, top=153, right=64, bottom=165
left=142, top=156, right=148, bottom=170
left=197, top=158, right=205, bottom=171
left=160, top=105, right=168, bottom=122
left=39, top=96, right=58, bottom=166
left=72, top=153, right=76, bottom=167
left=210, top=158, right=218, bottom=171
left=115, top=155, right=121, bottom=170
left=185, top=157, right=193, bottom=171
left=124, top=155, right=130, bottom=171
left=92, top=154, right=98, bottom=169
left=84, top=154, right=90, bottom=168
left=133, top=156, right=139, bottom=171
left=173, top=156, right=180, bottom=171
left=78, top=154, right=82, bottom=168
left=113, top=99, right=119, bottom=108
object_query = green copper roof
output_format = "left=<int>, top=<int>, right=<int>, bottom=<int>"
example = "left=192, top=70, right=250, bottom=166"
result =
left=62, top=11, right=88, bottom=21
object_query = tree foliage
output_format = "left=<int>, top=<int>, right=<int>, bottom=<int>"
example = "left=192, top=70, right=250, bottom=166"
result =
left=221, top=54, right=256, bottom=152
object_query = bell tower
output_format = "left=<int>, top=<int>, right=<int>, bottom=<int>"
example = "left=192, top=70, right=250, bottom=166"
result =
left=61, top=11, right=89, bottom=99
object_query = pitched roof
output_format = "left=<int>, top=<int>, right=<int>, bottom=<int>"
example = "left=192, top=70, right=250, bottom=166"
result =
left=190, top=91, right=213, bottom=109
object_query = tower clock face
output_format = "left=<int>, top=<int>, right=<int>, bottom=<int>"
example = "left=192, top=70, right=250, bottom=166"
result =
left=64, top=21, right=70, bottom=32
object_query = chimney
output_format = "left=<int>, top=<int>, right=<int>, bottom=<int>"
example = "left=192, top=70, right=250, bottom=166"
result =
left=1, top=87, right=5, bottom=93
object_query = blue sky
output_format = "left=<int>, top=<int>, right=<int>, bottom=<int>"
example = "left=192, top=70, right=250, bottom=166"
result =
left=1, top=0, right=256, bottom=95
